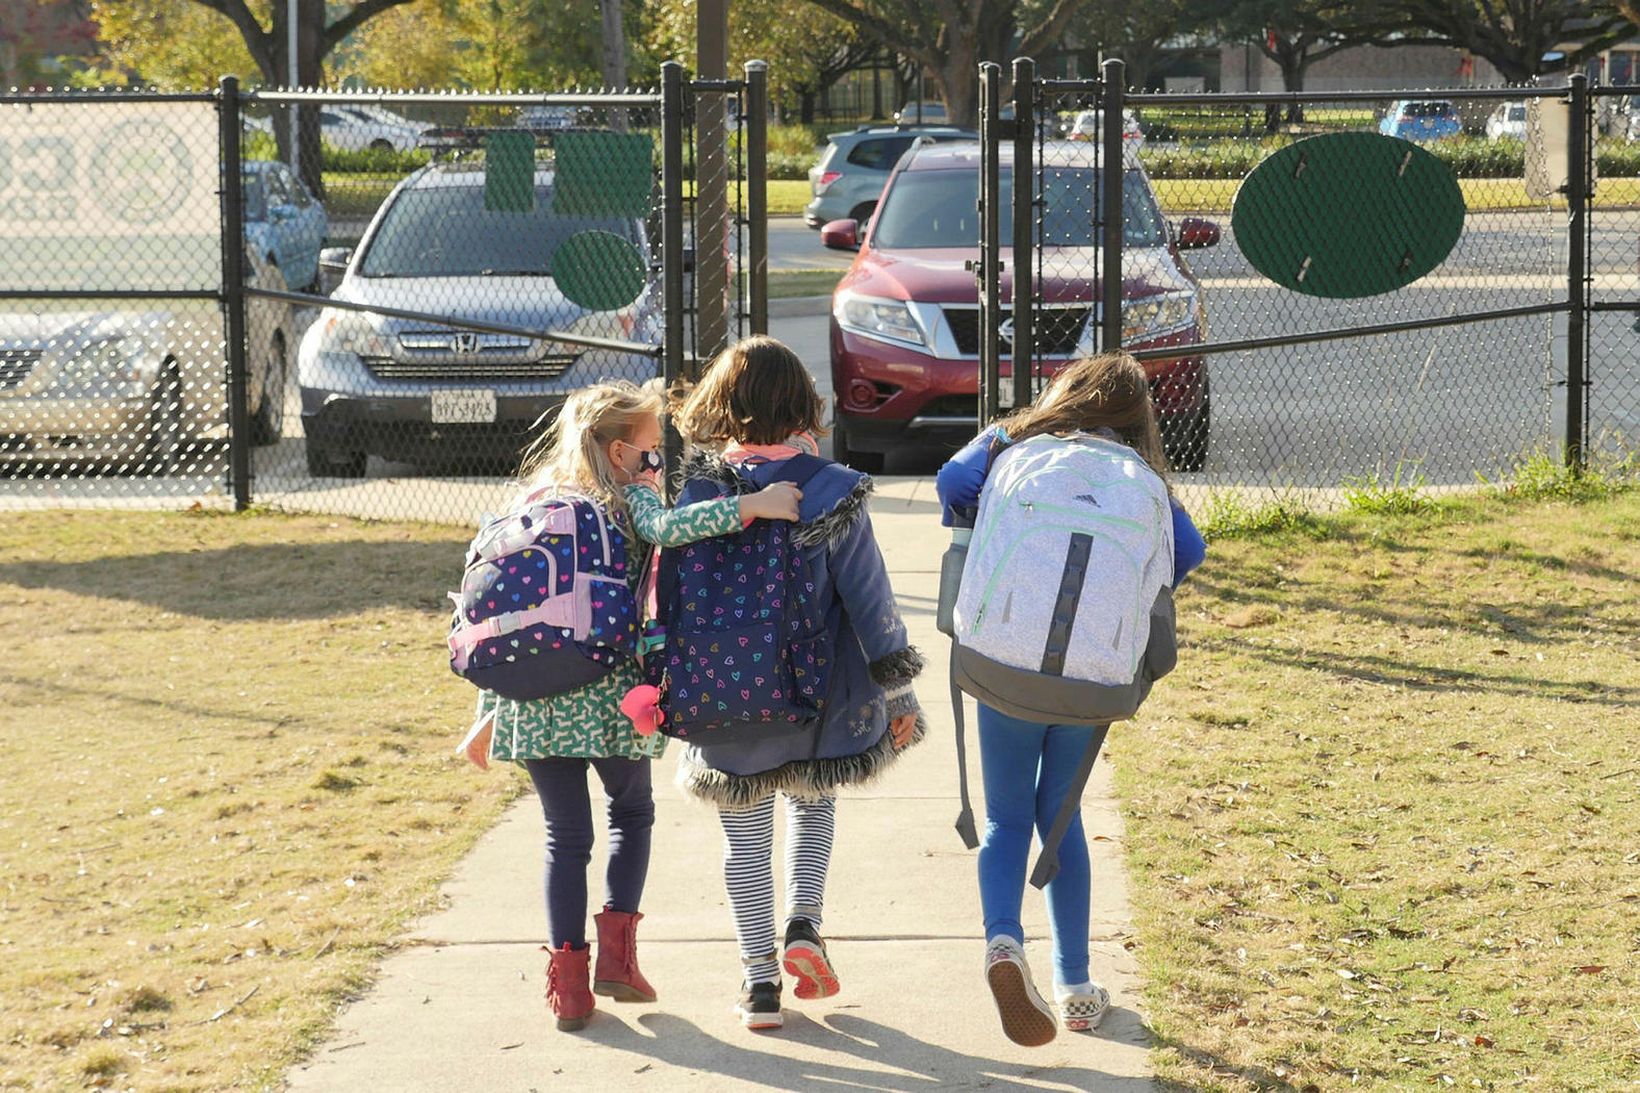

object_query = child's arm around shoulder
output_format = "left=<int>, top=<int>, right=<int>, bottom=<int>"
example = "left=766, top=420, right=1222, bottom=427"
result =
left=1170, top=498, right=1206, bottom=587
left=935, top=425, right=1007, bottom=526
left=623, top=478, right=803, bottom=548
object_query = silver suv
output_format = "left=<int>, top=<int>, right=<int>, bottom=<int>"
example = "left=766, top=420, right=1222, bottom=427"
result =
left=805, top=125, right=974, bottom=229
left=298, top=162, right=659, bottom=476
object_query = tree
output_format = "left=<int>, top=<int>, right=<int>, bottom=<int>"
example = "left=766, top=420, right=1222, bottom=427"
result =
left=1208, top=0, right=1407, bottom=124
left=337, top=0, right=609, bottom=91
left=1388, top=0, right=1633, bottom=83
left=1048, top=0, right=1208, bottom=94
left=795, top=0, right=1084, bottom=126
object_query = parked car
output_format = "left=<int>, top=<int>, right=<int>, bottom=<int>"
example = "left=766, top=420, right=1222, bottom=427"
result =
left=1484, top=101, right=1528, bottom=141
left=805, top=125, right=976, bottom=229
left=242, top=159, right=328, bottom=292
left=245, top=109, right=431, bottom=152
left=297, top=162, right=660, bottom=476
left=0, top=247, right=295, bottom=470
left=820, top=139, right=1218, bottom=472
left=894, top=100, right=948, bottom=125
left=1064, top=109, right=1145, bottom=146
left=1380, top=100, right=1462, bottom=142
left=517, top=105, right=579, bottom=131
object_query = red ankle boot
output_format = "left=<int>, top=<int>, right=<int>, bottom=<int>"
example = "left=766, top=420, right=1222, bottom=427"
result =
left=546, top=942, right=594, bottom=1031
left=593, top=909, right=657, bottom=1003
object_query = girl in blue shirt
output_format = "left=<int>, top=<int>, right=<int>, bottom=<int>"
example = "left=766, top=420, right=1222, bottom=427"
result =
left=935, top=351, right=1205, bottom=1046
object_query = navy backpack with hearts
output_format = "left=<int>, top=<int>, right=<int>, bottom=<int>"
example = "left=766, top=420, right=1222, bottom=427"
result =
left=653, top=456, right=833, bottom=739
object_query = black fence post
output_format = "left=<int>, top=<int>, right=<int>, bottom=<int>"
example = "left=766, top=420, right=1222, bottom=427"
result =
left=1010, top=56, right=1036, bottom=413
left=1564, top=72, right=1589, bottom=473
left=745, top=59, right=769, bottom=336
left=218, top=75, right=252, bottom=512
left=661, top=62, right=687, bottom=493
left=1100, top=59, right=1126, bottom=356
left=978, top=62, right=1003, bottom=427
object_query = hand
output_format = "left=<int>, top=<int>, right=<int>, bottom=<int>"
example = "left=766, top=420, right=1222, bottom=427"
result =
left=740, top=481, right=803, bottom=523
left=889, top=713, right=917, bottom=750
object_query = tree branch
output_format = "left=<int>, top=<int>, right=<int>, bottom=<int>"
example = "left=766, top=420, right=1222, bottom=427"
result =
left=190, top=0, right=274, bottom=77
left=801, top=0, right=928, bottom=60
left=323, top=0, right=419, bottom=54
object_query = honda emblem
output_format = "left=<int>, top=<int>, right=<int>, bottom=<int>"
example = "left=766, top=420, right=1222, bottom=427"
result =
left=452, top=332, right=480, bottom=354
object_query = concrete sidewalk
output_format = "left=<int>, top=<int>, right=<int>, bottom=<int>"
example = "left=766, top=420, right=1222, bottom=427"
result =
left=285, top=480, right=1156, bottom=1092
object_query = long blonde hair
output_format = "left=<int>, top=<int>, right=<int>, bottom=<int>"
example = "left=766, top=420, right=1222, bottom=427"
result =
left=997, top=352, right=1170, bottom=482
left=516, top=380, right=663, bottom=522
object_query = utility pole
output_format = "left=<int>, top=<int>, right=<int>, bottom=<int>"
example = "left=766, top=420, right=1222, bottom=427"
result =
left=695, top=0, right=731, bottom=368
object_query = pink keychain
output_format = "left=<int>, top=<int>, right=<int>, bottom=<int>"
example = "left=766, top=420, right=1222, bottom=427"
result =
left=619, top=685, right=663, bottom=736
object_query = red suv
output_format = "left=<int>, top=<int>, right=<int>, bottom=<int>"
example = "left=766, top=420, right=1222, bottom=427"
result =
left=821, top=140, right=1219, bottom=471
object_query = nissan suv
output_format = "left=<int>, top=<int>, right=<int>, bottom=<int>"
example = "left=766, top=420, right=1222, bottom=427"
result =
left=805, top=125, right=975, bottom=229
left=821, top=139, right=1219, bottom=471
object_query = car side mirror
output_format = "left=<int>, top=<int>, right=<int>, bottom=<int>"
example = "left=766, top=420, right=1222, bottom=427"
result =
left=820, top=218, right=860, bottom=251
left=318, top=246, right=352, bottom=295
left=1175, top=217, right=1221, bottom=249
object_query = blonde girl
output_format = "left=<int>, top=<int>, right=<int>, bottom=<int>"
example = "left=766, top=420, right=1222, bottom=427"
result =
left=462, top=379, right=801, bottom=1032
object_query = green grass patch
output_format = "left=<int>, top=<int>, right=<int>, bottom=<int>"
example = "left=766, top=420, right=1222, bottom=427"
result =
left=1117, top=491, right=1640, bottom=1090
left=1482, top=449, right=1639, bottom=503
left=1198, top=490, right=1329, bottom=539
left=765, top=269, right=843, bottom=299
left=1341, top=463, right=1435, bottom=516
left=0, top=511, right=520, bottom=1089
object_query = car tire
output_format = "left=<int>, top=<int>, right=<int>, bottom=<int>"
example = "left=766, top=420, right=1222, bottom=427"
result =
left=1164, top=381, right=1211, bottom=473
left=369, top=138, right=393, bottom=152
left=304, top=438, right=367, bottom=478
left=135, top=363, right=185, bottom=476
left=849, top=201, right=878, bottom=227
left=832, top=417, right=885, bottom=474
left=249, top=334, right=287, bottom=447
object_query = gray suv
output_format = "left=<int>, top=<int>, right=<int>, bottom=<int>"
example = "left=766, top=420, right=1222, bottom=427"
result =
left=805, top=125, right=974, bottom=228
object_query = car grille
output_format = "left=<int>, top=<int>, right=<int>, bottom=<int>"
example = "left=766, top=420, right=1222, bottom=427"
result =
left=942, top=307, right=1090, bottom=357
left=360, top=353, right=578, bottom=381
left=0, top=349, right=43, bottom=391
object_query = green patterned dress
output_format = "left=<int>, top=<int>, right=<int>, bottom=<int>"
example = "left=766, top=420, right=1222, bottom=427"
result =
left=477, top=483, right=743, bottom=763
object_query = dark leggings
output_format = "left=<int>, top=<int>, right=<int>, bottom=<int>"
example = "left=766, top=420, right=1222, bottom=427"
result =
left=521, top=756, right=655, bottom=949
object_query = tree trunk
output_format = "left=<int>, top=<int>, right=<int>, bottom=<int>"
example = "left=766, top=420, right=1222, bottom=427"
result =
left=1278, top=51, right=1307, bottom=125
left=800, top=90, right=816, bottom=125
left=936, top=35, right=981, bottom=128
left=599, top=0, right=628, bottom=130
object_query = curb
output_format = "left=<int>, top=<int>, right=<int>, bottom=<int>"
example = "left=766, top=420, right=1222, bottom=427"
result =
left=768, top=295, right=832, bottom=318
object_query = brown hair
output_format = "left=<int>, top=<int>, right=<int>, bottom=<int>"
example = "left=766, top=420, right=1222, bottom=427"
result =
left=997, top=352, right=1169, bottom=481
left=515, top=379, right=663, bottom=521
left=673, top=336, right=828, bottom=447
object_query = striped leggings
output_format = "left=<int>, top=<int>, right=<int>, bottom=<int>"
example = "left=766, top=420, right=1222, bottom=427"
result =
left=718, top=793, right=837, bottom=985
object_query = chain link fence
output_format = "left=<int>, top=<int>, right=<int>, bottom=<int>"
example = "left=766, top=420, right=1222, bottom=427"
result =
left=1587, top=84, right=1640, bottom=464
left=1, top=66, right=763, bottom=524
left=980, top=61, right=1635, bottom=495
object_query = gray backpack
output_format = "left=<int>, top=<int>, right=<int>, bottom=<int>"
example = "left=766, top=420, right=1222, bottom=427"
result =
left=939, top=433, right=1178, bottom=887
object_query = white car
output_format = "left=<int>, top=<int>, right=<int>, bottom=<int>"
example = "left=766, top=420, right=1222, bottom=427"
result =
left=894, top=100, right=948, bottom=125
left=1065, top=109, right=1145, bottom=147
left=1485, top=102, right=1528, bottom=141
left=243, top=108, right=431, bottom=153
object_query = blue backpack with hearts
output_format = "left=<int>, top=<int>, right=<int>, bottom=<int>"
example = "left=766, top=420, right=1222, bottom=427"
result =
left=447, top=488, right=641, bottom=701
left=653, top=456, right=833, bottom=739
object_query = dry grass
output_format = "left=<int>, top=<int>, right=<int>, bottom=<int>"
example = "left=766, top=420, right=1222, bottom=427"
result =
left=1115, top=491, right=1640, bottom=1090
left=0, top=511, right=520, bottom=1090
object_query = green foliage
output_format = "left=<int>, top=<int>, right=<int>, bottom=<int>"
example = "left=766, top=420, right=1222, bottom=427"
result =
left=1198, top=490, right=1328, bottom=539
left=1341, top=462, right=1436, bottom=515
left=1485, top=450, right=1638, bottom=503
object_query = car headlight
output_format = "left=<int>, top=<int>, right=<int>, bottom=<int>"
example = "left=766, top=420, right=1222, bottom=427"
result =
left=1121, top=291, right=1197, bottom=342
left=835, top=292, right=926, bottom=347
left=50, top=337, right=152, bottom=394
left=315, top=309, right=389, bottom=358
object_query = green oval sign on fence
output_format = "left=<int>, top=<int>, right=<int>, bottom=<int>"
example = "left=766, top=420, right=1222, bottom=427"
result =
left=1231, top=132, right=1465, bottom=298
left=553, top=230, right=648, bottom=312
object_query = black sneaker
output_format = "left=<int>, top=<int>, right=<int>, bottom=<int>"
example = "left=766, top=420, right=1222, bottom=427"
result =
left=782, top=919, right=840, bottom=1000
left=735, top=980, right=783, bottom=1030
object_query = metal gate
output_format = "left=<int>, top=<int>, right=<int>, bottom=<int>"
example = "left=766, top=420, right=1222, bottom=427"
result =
left=980, top=60, right=1637, bottom=488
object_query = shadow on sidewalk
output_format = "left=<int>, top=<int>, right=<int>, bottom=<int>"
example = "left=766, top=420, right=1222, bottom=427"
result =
left=577, top=1008, right=1147, bottom=1091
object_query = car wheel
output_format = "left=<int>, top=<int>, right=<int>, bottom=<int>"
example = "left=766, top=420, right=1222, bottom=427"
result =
left=304, top=438, right=367, bottom=478
left=849, top=201, right=878, bottom=227
left=136, top=363, right=185, bottom=475
left=249, top=334, right=287, bottom=446
left=1164, top=381, right=1210, bottom=473
left=369, top=138, right=393, bottom=152
left=832, top=417, right=885, bottom=474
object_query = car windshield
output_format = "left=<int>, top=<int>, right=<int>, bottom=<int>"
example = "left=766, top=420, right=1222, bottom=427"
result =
left=1508, top=105, right=1527, bottom=121
left=869, top=167, right=1165, bottom=249
left=241, top=174, right=267, bottom=220
left=359, top=181, right=642, bottom=277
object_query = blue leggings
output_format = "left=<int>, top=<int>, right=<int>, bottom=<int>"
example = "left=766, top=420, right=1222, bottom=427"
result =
left=522, top=756, right=655, bottom=950
left=977, top=705, right=1108, bottom=986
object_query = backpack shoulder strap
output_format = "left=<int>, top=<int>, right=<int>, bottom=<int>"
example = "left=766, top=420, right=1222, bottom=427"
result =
left=1026, top=723, right=1111, bottom=889
left=771, top=452, right=829, bottom=489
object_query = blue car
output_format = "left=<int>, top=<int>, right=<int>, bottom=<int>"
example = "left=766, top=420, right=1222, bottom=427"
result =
left=1379, top=100, right=1463, bottom=142
left=242, top=160, right=328, bottom=292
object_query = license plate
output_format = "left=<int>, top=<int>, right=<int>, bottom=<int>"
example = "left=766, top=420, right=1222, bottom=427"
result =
left=430, top=388, right=496, bottom=424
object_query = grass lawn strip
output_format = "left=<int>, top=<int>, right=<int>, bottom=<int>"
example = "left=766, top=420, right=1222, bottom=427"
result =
left=0, top=511, right=520, bottom=1091
left=1116, top=491, right=1640, bottom=1090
